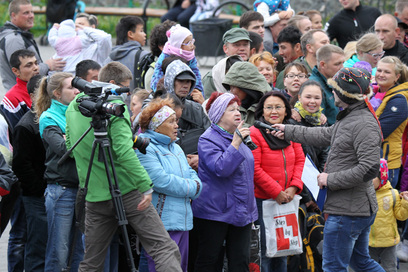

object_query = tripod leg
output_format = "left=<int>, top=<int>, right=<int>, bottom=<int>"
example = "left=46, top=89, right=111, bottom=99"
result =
left=99, top=141, right=137, bottom=272
left=66, top=139, right=99, bottom=271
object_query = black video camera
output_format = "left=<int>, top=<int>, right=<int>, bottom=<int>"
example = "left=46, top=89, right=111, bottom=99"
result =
left=71, top=77, right=130, bottom=118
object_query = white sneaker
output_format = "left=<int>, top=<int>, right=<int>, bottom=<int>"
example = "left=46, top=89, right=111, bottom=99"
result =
left=397, top=240, right=408, bottom=262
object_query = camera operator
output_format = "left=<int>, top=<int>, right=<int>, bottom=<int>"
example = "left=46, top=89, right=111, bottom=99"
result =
left=65, top=62, right=182, bottom=271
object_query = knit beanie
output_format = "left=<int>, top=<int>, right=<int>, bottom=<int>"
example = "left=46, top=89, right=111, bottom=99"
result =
left=58, top=19, right=76, bottom=38
left=328, top=67, right=372, bottom=105
left=353, top=61, right=372, bottom=76
left=208, top=93, right=235, bottom=124
left=166, top=24, right=192, bottom=49
left=378, top=158, right=389, bottom=190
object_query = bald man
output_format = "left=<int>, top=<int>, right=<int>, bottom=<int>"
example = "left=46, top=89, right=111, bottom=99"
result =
left=375, top=14, right=408, bottom=65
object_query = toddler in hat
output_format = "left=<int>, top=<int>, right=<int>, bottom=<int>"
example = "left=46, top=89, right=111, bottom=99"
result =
left=369, top=158, right=408, bottom=272
left=151, top=24, right=203, bottom=99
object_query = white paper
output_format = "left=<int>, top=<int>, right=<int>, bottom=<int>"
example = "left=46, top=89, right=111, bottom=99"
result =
left=301, top=155, right=320, bottom=200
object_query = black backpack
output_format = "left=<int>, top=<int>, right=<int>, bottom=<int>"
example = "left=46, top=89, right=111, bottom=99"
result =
left=288, top=204, right=325, bottom=272
left=133, top=50, right=155, bottom=89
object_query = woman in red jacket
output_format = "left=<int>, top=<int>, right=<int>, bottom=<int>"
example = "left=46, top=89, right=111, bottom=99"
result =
left=250, top=91, right=305, bottom=272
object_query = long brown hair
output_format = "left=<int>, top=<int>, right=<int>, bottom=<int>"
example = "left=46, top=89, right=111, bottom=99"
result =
left=34, top=72, right=73, bottom=121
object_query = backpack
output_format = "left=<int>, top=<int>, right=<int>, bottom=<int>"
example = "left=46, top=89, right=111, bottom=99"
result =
left=288, top=204, right=325, bottom=272
left=133, top=49, right=155, bottom=89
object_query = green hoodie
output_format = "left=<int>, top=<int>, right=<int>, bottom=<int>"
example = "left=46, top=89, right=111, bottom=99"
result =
left=65, top=93, right=152, bottom=202
left=222, top=62, right=272, bottom=126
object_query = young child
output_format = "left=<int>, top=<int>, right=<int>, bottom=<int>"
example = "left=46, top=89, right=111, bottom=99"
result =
left=48, top=19, right=87, bottom=74
left=150, top=24, right=203, bottom=95
left=48, top=19, right=109, bottom=74
left=253, top=0, right=294, bottom=26
left=369, top=158, right=408, bottom=272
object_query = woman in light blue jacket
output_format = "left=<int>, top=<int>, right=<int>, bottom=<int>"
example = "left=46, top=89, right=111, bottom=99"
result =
left=136, top=97, right=202, bottom=272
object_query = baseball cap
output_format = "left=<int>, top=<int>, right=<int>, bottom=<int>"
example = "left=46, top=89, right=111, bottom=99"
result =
left=223, top=28, right=252, bottom=44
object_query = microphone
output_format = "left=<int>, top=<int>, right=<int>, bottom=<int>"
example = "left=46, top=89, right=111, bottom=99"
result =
left=253, top=120, right=280, bottom=132
left=109, top=87, right=130, bottom=95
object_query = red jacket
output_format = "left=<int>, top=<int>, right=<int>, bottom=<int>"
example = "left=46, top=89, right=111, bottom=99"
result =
left=250, top=126, right=305, bottom=200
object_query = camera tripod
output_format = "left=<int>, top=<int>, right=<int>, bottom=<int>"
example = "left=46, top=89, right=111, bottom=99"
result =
left=61, top=113, right=137, bottom=272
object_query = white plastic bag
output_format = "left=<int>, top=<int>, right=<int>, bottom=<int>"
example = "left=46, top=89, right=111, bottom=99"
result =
left=263, top=195, right=303, bottom=257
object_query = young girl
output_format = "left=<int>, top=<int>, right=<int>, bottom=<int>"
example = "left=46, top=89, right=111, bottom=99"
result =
left=150, top=24, right=203, bottom=94
left=369, top=159, right=408, bottom=272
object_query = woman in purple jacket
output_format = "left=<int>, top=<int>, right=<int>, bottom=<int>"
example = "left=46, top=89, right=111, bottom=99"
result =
left=192, top=92, right=258, bottom=271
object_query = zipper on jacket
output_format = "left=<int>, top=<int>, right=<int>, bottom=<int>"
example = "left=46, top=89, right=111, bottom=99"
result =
left=169, top=143, right=189, bottom=230
left=282, top=149, right=288, bottom=189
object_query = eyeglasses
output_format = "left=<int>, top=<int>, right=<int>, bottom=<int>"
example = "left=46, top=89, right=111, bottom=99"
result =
left=365, top=51, right=385, bottom=59
left=181, top=39, right=195, bottom=46
left=264, top=105, right=285, bottom=111
left=285, top=73, right=307, bottom=79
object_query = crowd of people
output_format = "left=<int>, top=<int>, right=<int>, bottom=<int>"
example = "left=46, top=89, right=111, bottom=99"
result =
left=3, top=0, right=408, bottom=271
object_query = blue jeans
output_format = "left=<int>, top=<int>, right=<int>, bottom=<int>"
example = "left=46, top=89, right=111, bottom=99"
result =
left=255, top=198, right=287, bottom=272
left=22, top=196, right=48, bottom=272
left=323, top=213, right=385, bottom=272
left=44, top=184, right=83, bottom=272
left=161, top=4, right=197, bottom=28
left=8, top=194, right=27, bottom=272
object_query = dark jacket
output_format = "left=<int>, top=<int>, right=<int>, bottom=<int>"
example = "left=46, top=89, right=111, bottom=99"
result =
left=384, top=40, right=408, bottom=66
left=285, top=101, right=382, bottom=216
left=12, top=110, right=46, bottom=197
left=0, top=152, right=17, bottom=197
left=325, top=5, right=381, bottom=48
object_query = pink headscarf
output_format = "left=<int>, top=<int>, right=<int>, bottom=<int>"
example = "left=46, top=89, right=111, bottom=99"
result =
left=162, top=24, right=195, bottom=61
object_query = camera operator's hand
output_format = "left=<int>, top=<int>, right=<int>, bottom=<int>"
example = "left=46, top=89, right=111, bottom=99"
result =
left=137, top=193, right=152, bottom=211
left=232, top=121, right=250, bottom=150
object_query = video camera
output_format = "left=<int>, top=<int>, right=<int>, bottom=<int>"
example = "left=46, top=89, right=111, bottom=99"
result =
left=71, top=77, right=149, bottom=154
left=71, top=77, right=130, bottom=118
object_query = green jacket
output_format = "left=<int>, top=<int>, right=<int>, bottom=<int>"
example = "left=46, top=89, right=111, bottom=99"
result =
left=65, top=93, right=153, bottom=202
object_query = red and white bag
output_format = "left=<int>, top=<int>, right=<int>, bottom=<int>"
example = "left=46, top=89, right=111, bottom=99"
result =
left=262, top=195, right=303, bottom=257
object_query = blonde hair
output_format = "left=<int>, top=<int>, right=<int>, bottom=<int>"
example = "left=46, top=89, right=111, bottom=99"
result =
left=249, top=51, right=275, bottom=67
left=34, top=72, right=73, bottom=121
left=378, top=56, right=408, bottom=84
left=343, top=41, right=357, bottom=60
left=356, top=33, right=383, bottom=55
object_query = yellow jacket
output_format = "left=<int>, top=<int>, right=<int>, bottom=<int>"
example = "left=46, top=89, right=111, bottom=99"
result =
left=376, top=83, right=408, bottom=169
left=369, top=181, right=408, bottom=247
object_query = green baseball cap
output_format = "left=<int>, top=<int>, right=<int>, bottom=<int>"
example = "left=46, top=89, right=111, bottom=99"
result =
left=222, top=28, right=252, bottom=44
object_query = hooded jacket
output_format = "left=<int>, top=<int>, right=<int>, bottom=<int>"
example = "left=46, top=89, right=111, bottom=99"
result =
left=223, top=62, right=271, bottom=126
left=107, top=40, right=149, bottom=90
left=369, top=181, right=408, bottom=248
left=0, top=22, right=48, bottom=92
left=164, top=60, right=210, bottom=154
left=164, top=60, right=196, bottom=94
